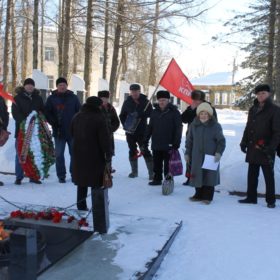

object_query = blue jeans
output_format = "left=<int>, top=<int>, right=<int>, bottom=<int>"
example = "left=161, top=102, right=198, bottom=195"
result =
left=54, top=137, right=73, bottom=180
left=15, top=139, right=24, bottom=180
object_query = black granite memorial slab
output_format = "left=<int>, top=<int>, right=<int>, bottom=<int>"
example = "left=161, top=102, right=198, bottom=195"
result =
left=2, top=218, right=93, bottom=276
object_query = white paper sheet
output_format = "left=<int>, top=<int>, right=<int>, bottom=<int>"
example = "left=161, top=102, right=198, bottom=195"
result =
left=202, top=154, right=219, bottom=171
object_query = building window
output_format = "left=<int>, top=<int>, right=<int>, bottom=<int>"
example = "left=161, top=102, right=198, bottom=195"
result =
left=230, top=92, right=236, bottom=104
left=205, top=93, right=210, bottom=102
left=214, top=93, right=220, bottom=105
left=45, top=47, right=55, bottom=61
left=47, top=75, right=54, bottom=89
left=99, top=52, right=104, bottom=64
left=222, top=93, right=228, bottom=105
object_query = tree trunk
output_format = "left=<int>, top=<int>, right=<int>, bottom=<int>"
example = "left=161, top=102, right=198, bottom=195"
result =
left=83, top=0, right=94, bottom=98
left=109, top=0, right=124, bottom=102
left=3, top=0, right=12, bottom=91
left=33, top=0, right=39, bottom=70
left=40, top=0, right=45, bottom=72
left=274, top=0, right=280, bottom=101
left=148, top=0, right=159, bottom=86
left=58, top=0, right=65, bottom=77
left=102, top=0, right=109, bottom=80
left=266, top=0, right=276, bottom=89
left=62, top=0, right=72, bottom=78
left=11, top=0, right=17, bottom=89
left=21, top=0, right=30, bottom=82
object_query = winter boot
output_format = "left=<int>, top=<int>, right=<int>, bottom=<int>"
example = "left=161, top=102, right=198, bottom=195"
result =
left=128, top=159, right=138, bottom=178
left=144, top=156, right=154, bottom=180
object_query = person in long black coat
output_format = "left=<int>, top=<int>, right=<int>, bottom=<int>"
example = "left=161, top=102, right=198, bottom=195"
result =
left=71, top=96, right=112, bottom=211
left=0, top=96, right=9, bottom=186
left=181, top=90, right=217, bottom=186
left=119, top=83, right=153, bottom=179
left=144, top=91, right=182, bottom=185
left=11, top=78, right=44, bottom=185
left=239, top=84, right=280, bottom=208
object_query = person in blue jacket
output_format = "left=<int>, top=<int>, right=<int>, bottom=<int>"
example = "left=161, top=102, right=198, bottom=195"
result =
left=45, top=77, right=81, bottom=183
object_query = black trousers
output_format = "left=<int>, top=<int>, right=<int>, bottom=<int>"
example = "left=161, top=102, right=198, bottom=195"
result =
left=247, top=163, right=275, bottom=204
left=194, top=186, right=214, bottom=201
left=77, top=186, right=88, bottom=210
left=126, top=133, right=152, bottom=159
left=153, top=150, right=170, bottom=181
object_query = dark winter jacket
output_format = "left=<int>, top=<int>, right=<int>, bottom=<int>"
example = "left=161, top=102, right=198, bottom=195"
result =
left=0, top=96, right=9, bottom=130
left=119, top=94, right=152, bottom=135
left=71, top=104, right=112, bottom=187
left=240, top=98, right=280, bottom=165
left=185, top=117, right=226, bottom=188
left=145, top=103, right=182, bottom=151
left=101, top=103, right=120, bottom=155
left=11, top=87, right=44, bottom=138
left=45, top=90, right=81, bottom=140
left=181, top=101, right=217, bottom=133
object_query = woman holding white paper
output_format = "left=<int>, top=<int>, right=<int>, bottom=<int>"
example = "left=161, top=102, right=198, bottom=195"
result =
left=185, top=102, right=226, bottom=204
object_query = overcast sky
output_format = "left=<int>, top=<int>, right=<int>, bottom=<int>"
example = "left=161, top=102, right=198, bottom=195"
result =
left=166, top=0, right=252, bottom=79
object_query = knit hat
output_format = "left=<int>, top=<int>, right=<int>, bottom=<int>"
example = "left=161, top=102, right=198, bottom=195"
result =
left=86, top=96, right=102, bottom=108
left=191, top=90, right=205, bottom=101
left=56, top=77, right=68, bottom=86
left=130, top=83, right=141, bottom=91
left=23, top=78, right=35, bottom=87
left=156, top=90, right=170, bottom=99
left=196, top=102, right=213, bottom=116
left=255, top=84, right=270, bottom=94
left=98, top=90, right=110, bottom=98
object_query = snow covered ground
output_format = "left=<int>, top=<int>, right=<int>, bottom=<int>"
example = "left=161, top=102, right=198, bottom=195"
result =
left=1, top=108, right=280, bottom=280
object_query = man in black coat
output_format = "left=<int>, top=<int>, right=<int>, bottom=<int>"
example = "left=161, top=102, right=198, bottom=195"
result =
left=0, top=95, right=9, bottom=186
left=119, top=83, right=153, bottom=179
left=12, top=78, right=44, bottom=185
left=145, top=90, right=182, bottom=185
left=181, top=90, right=217, bottom=185
left=45, top=77, right=81, bottom=183
left=239, top=84, right=280, bottom=208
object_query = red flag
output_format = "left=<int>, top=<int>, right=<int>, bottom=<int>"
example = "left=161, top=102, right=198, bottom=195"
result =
left=0, top=83, right=15, bottom=103
left=159, top=58, right=194, bottom=104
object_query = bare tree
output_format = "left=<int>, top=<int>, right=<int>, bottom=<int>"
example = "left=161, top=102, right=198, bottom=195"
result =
left=58, top=0, right=65, bottom=76
left=266, top=0, right=276, bottom=88
left=274, top=0, right=280, bottom=100
left=33, top=0, right=39, bottom=69
left=3, top=0, right=12, bottom=91
left=148, top=0, right=159, bottom=86
left=109, top=0, right=124, bottom=101
left=84, top=0, right=94, bottom=97
left=11, top=0, right=17, bottom=88
left=102, top=0, right=109, bottom=80
left=21, top=0, right=30, bottom=81
left=40, top=0, right=45, bottom=72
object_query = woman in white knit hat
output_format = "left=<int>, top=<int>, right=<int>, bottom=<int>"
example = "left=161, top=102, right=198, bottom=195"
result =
left=184, top=102, right=226, bottom=204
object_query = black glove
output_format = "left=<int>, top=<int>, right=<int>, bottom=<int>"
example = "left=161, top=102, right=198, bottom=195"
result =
left=240, top=144, right=247, bottom=154
left=172, top=144, right=179, bottom=150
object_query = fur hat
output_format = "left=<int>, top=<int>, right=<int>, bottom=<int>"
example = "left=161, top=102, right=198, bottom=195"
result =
left=196, top=102, right=213, bottom=116
left=23, top=78, right=35, bottom=87
left=130, top=83, right=141, bottom=91
left=56, top=77, right=68, bottom=86
left=86, top=96, right=102, bottom=108
left=255, top=84, right=270, bottom=94
left=191, top=90, right=205, bottom=101
left=98, top=90, right=110, bottom=98
left=156, top=90, right=170, bottom=99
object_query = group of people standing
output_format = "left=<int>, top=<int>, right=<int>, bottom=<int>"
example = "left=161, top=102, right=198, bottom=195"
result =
left=0, top=78, right=279, bottom=209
